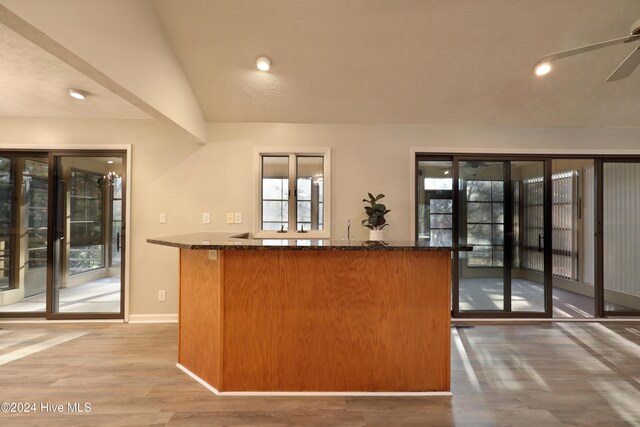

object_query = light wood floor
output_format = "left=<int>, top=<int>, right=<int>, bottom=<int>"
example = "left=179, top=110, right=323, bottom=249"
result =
left=0, top=322, right=639, bottom=426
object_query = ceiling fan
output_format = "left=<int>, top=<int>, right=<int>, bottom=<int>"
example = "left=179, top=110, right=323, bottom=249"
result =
left=533, top=18, right=640, bottom=81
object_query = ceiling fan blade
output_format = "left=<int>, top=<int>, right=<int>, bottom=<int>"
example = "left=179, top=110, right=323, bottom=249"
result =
left=606, top=47, right=640, bottom=81
left=537, top=34, right=640, bottom=64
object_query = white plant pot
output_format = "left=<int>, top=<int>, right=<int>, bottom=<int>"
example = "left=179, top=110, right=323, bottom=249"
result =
left=369, top=229, right=385, bottom=241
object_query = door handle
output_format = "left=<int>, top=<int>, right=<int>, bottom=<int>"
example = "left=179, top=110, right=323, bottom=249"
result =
left=538, top=234, right=543, bottom=253
left=116, top=232, right=121, bottom=252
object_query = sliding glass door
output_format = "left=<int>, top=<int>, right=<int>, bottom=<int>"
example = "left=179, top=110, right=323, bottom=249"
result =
left=49, top=154, right=125, bottom=318
left=417, top=155, right=551, bottom=317
left=0, top=150, right=125, bottom=319
left=0, top=155, right=49, bottom=315
left=601, top=160, right=640, bottom=315
left=457, top=160, right=507, bottom=312
left=454, top=159, right=550, bottom=317
left=417, top=154, right=640, bottom=318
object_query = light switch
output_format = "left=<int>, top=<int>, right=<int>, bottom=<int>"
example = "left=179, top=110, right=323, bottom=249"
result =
left=202, top=212, right=211, bottom=224
left=159, top=213, right=167, bottom=224
left=226, top=213, right=235, bottom=224
left=234, top=212, right=242, bottom=224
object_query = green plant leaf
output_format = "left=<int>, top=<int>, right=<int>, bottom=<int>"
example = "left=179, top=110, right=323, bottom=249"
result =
left=375, top=194, right=385, bottom=200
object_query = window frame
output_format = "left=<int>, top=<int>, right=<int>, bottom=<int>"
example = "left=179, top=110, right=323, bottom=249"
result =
left=255, top=148, right=331, bottom=239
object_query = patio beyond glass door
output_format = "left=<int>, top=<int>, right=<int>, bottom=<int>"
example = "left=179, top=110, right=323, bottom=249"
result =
left=455, top=159, right=550, bottom=317
left=50, top=154, right=124, bottom=318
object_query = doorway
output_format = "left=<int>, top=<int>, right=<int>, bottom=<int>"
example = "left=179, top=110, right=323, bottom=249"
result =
left=454, top=158, right=551, bottom=317
left=0, top=151, right=126, bottom=319
left=416, top=153, right=640, bottom=319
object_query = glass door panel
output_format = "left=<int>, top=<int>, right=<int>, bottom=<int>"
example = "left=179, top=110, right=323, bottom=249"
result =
left=455, top=158, right=549, bottom=316
left=51, top=155, right=124, bottom=316
left=458, top=161, right=506, bottom=311
left=0, top=157, right=49, bottom=314
left=511, top=161, right=546, bottom=312
left=0, top=157, right=13, bottom=293
left=110, top=176, right=122, bottom=269
left=603, top=162, right=640, bottom=314
left=22, top=159, right=49, bottom=311
left=416, top=160, right=453, bottom=245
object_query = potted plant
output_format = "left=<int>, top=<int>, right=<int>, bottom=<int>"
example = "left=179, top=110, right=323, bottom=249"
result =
left=362, top=193, right=390, bottom=241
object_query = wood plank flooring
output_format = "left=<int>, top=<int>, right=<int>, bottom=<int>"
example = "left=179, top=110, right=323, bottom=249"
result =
left=0, top=322, right=639, bottom=426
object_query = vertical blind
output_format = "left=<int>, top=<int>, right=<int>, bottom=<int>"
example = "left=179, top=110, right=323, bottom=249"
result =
left=603, top=163, right=640, bottom=298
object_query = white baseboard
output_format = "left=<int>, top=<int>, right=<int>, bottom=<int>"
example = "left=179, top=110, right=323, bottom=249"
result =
left=452, top=318, right=640, bottom=323
left=176, top=363, right=221, bottom=395
left=128, top=314, right=178, bottom=323
left=176, top=363, right=452, bottom=397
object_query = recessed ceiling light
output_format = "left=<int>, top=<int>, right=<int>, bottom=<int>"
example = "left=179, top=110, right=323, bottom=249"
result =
left=534, top=62, right=552, bottom=77
left=68, top=88, right=90, bottom=100
left=444, top=170, right=450, bottom=175
left=256, top=56, right=272, bottom=71
left=107, top=160, right=114, bottom=164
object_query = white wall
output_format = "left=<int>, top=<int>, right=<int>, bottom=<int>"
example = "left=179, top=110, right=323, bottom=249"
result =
left=0, top=118, right=201, bottom=316
left=2, top=118, right=640, bottom=315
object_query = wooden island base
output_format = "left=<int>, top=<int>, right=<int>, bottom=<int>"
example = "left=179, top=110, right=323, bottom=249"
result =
left=178, top=248, right=451, bottom=394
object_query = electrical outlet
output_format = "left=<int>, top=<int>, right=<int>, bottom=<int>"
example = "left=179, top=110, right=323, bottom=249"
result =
left=159, top=213, right=167, bottom=224
left=158, top=290, right=166, bottom=302
left=234, top=212, right=242, bottom=224
left=226, top=212, right=235, bottom=224
left=202, top=212, right=211, bottom=224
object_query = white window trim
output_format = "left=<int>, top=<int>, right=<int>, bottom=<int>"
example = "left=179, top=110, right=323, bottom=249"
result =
left=254, top=147, right=331, bottom=239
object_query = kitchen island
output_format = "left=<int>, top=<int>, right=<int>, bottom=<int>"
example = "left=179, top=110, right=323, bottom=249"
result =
left=148, top=233, right=470, bottom=395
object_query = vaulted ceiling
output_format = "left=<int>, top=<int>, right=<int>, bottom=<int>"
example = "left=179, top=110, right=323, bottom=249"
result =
left=153, top=0, right=640, bottom=127
left=2, top=0, right=640, bottom=129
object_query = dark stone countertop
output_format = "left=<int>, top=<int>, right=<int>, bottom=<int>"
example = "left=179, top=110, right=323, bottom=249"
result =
left=147, top=232, right=472, bottom=252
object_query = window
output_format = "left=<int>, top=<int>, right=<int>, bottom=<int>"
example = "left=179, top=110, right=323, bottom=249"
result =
left=257, top=149, right=331, bottom=238
left=24, top=160, right=48, bottom=271
left=551, top=171, right=577, bottom=280
left=261, top=156, right=289, bottom=231
left=110, top=176, right=123, bottom=267
left=416, top=161, right=453, bottom=246
left=69, top=169, right=104, bottom=274
left=466, top=180, right=504, bottom=267
left=520, top=176, right=544, bottom=273
left=0, top=158, right=12, bottom=290
left=520, top=171, right=578, bottom=280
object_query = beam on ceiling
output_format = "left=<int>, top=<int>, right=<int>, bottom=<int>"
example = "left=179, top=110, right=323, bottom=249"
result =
left=0, top=0, right=207, bottom=144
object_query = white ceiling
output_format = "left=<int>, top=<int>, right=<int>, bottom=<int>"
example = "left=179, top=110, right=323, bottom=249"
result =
left=153, top=0, right=640, bottom=127
left=0, top=23, right=149, bottom=119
